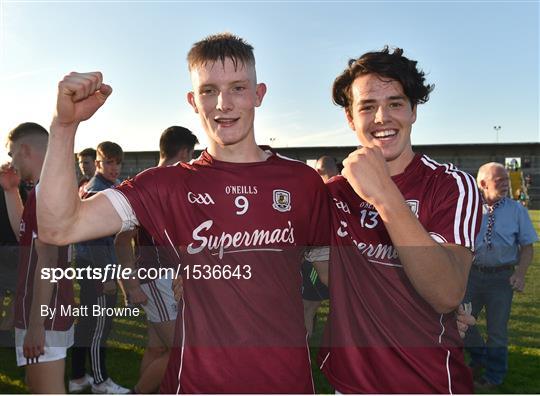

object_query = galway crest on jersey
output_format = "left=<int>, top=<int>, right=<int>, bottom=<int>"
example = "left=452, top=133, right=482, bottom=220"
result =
left=272, top=189, right=291, bottom=212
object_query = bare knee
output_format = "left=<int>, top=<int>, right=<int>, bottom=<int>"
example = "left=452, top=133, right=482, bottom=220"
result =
left=25, top=359, right=66, bottom=393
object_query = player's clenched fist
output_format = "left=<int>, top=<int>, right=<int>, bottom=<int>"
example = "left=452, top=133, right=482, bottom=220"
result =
left=0, top=162, right=20, bottom=191
left=341, top=146, right=393, bottom=206
left=54, top=72, right=112, bottom=127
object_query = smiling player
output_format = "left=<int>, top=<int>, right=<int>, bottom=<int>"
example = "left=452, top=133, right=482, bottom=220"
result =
left=320, top=47, right=482, bottom=393
left=37, top=33, right=330, bottom=393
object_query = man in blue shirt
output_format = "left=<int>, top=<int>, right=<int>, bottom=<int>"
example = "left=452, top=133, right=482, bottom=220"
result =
left=465, top=162, right=538, bottom=389
left=70, top=141, right=130, bottom=394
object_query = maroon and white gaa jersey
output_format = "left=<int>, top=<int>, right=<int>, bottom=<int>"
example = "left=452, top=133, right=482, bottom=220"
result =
left=134, top=228, right=172, bottom=285
left=14, top=188, right=74, bottom=331
left=320, top=154, right=481, bottom=394
left=113, top=149, right=331, bottom=393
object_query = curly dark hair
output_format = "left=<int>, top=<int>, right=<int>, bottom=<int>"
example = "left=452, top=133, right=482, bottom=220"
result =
left=332, top=46, right=434, bottom=113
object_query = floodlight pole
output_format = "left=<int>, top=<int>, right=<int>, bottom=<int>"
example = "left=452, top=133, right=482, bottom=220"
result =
left=493, top=125, right=501, bottom=143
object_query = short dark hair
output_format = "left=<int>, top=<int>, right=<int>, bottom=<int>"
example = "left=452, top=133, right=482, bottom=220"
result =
left=159, top=126, right=199, bottom=160
left=316, top=155, right=338, bottom=176
left=7, top=122, right=48, bottom=144
left=187, top=32, right=255, bottom=72
left=332, top=46, right=434, bottom=113
left=78, top=148, right=96, bottom=160
left=96, top=141, right=123, bottom=162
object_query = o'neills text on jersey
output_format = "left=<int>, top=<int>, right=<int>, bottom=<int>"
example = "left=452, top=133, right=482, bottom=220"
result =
left=225, top=185, right=258, bottom=195
left=187, top=220, right=295, bottom=259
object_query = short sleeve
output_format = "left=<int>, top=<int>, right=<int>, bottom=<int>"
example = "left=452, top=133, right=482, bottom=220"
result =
left=517, top=204, right=539, bottom=245
left=101, top=189, right=139, bottom=232
left=425, top=170, right=482, bottom=250
left=112, top=167, right=168, bottom=244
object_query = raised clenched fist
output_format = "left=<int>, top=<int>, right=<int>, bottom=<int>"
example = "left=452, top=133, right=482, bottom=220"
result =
left=342, top=146, right=392, bottom=206
left=54, top=72, right=112, bottom=127
left=0, top=162, right=20, bottom=191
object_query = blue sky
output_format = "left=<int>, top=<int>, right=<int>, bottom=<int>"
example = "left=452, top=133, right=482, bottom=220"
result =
left=0, top=0, right=538, bottom=155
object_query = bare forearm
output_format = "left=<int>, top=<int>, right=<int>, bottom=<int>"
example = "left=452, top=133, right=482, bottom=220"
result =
left=376, top=190, right=470, bottom=313
left=516, top=245, right=534, bottom=274
left=395, top=245, right=470, bottom=313
left=114, top=231, right=140, bottom=290
left=37, top=122, right=80, bottom=244
left=28, top=244, right=58, bottom=326
left=114, top=231, right=137, bottom=268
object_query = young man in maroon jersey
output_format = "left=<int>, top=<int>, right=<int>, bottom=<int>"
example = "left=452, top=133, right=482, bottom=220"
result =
left=319, top=47, right=482, bottom=393
left=37, top=33, right=330, bottom=393
left=115, top=125, right=198, bottom=393
left=1, top=122, right=74, bottom=393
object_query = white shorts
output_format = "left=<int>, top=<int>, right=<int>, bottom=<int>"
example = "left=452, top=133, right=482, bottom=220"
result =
left=140, top=278, right=178, bottom=323
left=15, top=325, right=74, bottom=367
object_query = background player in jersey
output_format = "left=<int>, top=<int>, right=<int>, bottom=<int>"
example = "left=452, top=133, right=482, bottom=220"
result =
left=37, top=33, right=330, bottom=393
left=319, top=47, right=482, bottom=393
left=1, top=122, right=74, bottom=393
left=0, top=167, right=27, bottom=341
left=70, top=141, right=129, bottom=394
left=115, top=125, right=198, bottom=393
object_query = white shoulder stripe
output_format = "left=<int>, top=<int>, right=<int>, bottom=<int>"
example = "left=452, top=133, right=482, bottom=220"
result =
left=420, top=156, right=478, bottom=248
left=275, top=152, right=307, bottom=164
left=455, top=171, right=473, bottom=247
left=460, top=171, right=480, bottom=250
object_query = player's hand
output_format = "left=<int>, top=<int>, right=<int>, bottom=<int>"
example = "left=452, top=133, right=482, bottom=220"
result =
left=456, top=303, right=475, bottom=338
left=172, top=275, right=184, bottom=302
left=128, top=285, right=148, bottom=306
left=103, top=280, right=117, bottom=295
left=509, top=271, right=526, bottom=292
left=0, top=163, right=20, bottom=191
left=341, top=146, right=393, bottom=206
left=53, top=72, right=112, bottom=128
left=23, top=323, right=45, bottom=359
